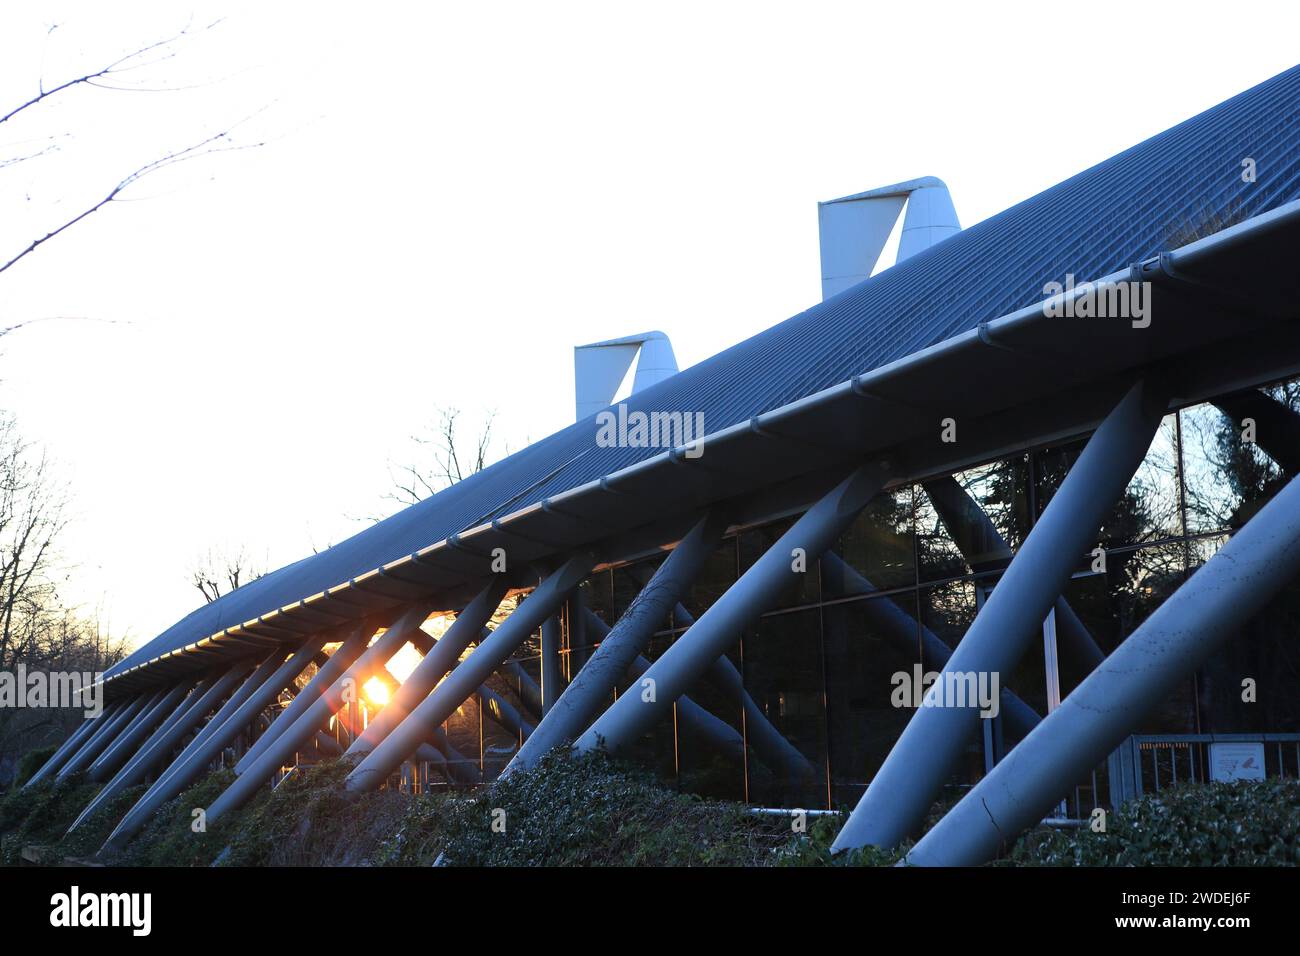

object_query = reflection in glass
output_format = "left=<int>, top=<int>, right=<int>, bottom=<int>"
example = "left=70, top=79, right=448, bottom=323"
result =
left=741, top=609, right=827, bottom=808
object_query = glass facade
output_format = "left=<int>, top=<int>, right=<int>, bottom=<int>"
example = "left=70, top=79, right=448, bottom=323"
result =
left=436, top=380, right=1300, bottom=810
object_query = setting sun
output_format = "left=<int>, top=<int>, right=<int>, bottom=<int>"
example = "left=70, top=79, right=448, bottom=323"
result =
left=362, top=676, right=391, bottom=707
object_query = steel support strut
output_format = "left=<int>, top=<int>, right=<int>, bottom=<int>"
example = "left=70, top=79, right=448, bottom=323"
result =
left=235, top=626, right=370, bottom=773
left=819, top=551, right=1041, bottom=738
left=69, top=662, right=254, bottom=831
left=345, top=579, right=508, bottom=756
left=832, top=378, right=1168, bottom=853
left=345, top=553, right=597, bottom=792
left=506, top=512, right=728, bottom=775
left=575, top=461, right=892, bottom=759
left=102, top=635, right=330, bottom=852
left=87, top=685, right=188, bottom=782
left=24, top=699, right=126, bottom=787
left=58, top=693, right=149, bottom=777
left=907, top=468, right=1300, bottom=865
left=205, top=605, right=434, bottom=823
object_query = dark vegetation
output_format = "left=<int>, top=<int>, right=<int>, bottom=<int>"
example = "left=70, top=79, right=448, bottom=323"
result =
left=2, top=747, right=1297, bottom=866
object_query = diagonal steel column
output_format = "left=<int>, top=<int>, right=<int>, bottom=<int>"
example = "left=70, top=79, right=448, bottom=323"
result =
left=23, top=698, right=120, bottom=786
left=833, top=378, right=1169, bottom=853
left=1213, top=389, right=1300, bottom=475
left=101, top=635, right=330, bottom=852
left=478, top=685, right=535, bottom=741
left=623, top=652, right=744, bottom=763
left=666, top=603, right=817, bottom=780
left=924, top=475, right=1105, bottom=672
left=59, top=692, right=150, bottom=777
left=346, top=579, right=508, bottom=756
left=88, top=685, right=187, bottom=782
left=575, top=461, right=892, bottom=760
left=161, top=649, right=288, bottom=770
left=819, top=551, right=1041, bottom=738
left=907, top=468, right=1300, bottom=865
left=497, top=655, right=543, bottom=717
left=236, top=625, right=370, bottom=773
left=206, top=604, right=434, bottom=822
left=345, top=553, right=597, bottom=792
left=69, top=661, right=254, bottom=831
left=506, top=512, right=727, bottom=774
left=540, top=614, right=563, bottom=715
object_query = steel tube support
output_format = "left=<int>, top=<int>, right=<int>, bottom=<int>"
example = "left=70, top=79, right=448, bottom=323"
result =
left=236, top=626, right=369, bottom=773
left=88, top=685, right=186, bottom=782
left=576, top=461, right=891, bottom=759
left=833, top=378, right=1168, bottom=853
left=345, top=553, right=597, bottom=792
left=667, top=603, right=817, bottom=780
left=25, top=699, right=125, bottom=787
left=819, top=551, right=1042, bottom=738
left=59, top=693, right=149, bottom=777
left=102, top=635, right=330, bottom=851
left=924, top=475, right=1105, bottom=672
left=346, top=579, right=508, bottom=756
left=206, top=604, right=433, bottom=822
left=507, top=512, right=727, bottom=774
left=540, top=615, right=562, bottom=715
left=907, top=468, right=1300, bottom=865
left=69, top=662, right=254, bottom=831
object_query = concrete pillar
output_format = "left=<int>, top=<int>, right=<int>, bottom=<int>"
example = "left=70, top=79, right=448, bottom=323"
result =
left=907, top=468, right=1300, bottom=865
left=345, top=552, right=597, bottom=792
left=576, top=461, right=891, bottom=759
left=832, top=378, right=1168, bottom=853
left=205, top=603, right=434, bottom=822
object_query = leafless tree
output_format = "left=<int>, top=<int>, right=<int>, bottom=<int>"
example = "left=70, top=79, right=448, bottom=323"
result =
left=0, top=413, right=127, bottom=780
left=0, top=19, right=266, bottom=334
left=189, top=546, right=265, bottom=604
left=387, top=406, right=499, bottom=506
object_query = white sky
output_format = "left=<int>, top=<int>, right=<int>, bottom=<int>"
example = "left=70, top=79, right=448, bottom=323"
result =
left=1, top=0, right=1297, bottom=654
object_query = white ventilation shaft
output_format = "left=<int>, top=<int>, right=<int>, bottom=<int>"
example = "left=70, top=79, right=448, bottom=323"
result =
left=817, top=176, right=960, bottom=300
left=574, top=331, right=679, bottom=421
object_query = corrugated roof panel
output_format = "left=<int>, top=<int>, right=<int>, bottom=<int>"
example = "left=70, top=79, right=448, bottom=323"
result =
left=107, top=65, right=1300, bottom=680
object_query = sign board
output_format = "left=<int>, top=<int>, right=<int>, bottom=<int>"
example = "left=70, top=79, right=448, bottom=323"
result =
left=1208, top=742, right=1266, bottom=782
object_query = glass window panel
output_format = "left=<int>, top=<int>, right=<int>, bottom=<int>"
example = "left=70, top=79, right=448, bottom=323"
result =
left=741, top=609, right=827, bottom=808
left=1180, top=401, right=1285, bottom=535
left=738, top=517, right=819, bottom=608
left=832, top=487, right=916, bottom=593
left=940, top=455, right=1033, bottom=567
left=1059, top=543, right=1192, bottom=732
left=675, top=646, right=746, bottom=803
left=684, top=538, right=737, bottom=618
left=915, top=487, right=971, bottom=583
left=1190, top=535, right=1300, bottom=734
left=824, top=591, right=922, bottom=808
left=1036, top=414, right=1182, bottom=550
left=918, top=581, right=986, bottom=791
left=612, top=633, right=678, bottom=785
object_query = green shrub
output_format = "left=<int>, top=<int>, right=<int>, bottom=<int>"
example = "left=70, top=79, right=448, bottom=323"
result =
left=13, top=746, right=57, bottom=788
left=1009, top=779, right=1300, bottom=866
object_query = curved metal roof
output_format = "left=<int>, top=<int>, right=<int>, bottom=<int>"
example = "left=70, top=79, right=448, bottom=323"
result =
left=107, top=65, right=1300, bottom=684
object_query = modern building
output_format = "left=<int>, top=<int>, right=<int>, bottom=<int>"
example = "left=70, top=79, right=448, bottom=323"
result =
left=28, top=65, right=1300, bottom=865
